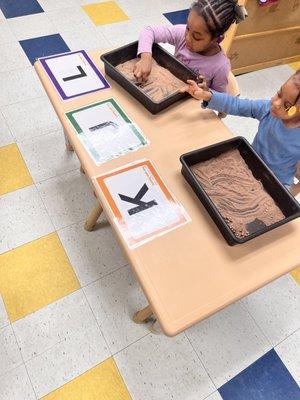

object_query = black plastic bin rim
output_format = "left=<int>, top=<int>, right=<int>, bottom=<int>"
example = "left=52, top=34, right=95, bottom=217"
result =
left=100, top=42, right=197, bottom=105
left=180, top=136, right=300, bottom=244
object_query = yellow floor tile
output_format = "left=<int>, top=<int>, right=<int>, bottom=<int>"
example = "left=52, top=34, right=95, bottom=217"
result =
left=0, top=144, right=33, bottom=195
left=42, top=358, right=132, bottom=400
left=82, top=1, right=129, bottom=26
left=289, top=61, right=300, bottom=71
left=0, top=233, right=80, bottom=322
left=290, top=266, right=300, bottom=285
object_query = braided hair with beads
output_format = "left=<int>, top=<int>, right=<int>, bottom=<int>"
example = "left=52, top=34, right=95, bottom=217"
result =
left=190, top=0, right=247, bottom=39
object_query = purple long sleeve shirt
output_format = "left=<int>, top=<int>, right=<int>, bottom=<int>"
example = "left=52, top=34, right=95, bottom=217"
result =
left=137, top=24, right=230, bottom=92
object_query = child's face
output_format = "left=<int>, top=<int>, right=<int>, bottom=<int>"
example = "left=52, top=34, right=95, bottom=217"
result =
left=185, top=10, right=216, bottom=53
left=271, top=74, right=300, bottom=121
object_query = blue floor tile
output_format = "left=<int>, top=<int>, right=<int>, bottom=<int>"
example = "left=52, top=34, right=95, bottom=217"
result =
left=219, top=350, right=300, bottom=400
left=19, top=34, right=70, bottom=65
left=0, top=0, right=43, bottom=19
left=163, top=9, right=189, bottom=25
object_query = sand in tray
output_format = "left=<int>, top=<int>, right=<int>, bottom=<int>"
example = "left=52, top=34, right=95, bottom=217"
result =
left=116, top=58, right=186, bottom=103
left=191, top=149, right=285, bottom=238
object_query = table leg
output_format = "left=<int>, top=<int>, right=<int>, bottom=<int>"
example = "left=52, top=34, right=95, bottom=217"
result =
left=133, top=305, right=153, bottom=324
left=84, top=201, right=103, bottom=231
left=149, top=319, right=162, bottom=335
left=64, top=130, right=74, bottom=151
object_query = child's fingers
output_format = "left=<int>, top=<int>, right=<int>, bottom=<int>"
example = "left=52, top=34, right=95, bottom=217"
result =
left=134, top=69, right=141, bottom=79
left=197, top=75, right=208, bottom=91
left=142, top=71, right=150, bottom=81
left=179, top=84, right=189, bottom=93
left=180, top=80, right=206, bottom=98
left=186, top=80, right=200, bottom=94
left=186, top=79, right=199, bottom=89
left=198, top=84, right=207, bottom=91
left=133, top=63, right=139, bottom=73
left=193, top=89, right=204, bottom=99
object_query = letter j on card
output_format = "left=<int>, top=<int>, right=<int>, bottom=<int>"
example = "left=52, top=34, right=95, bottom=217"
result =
left=39, top=50, right=110, bottom=100
left=93, top=160, right=190, bottom=248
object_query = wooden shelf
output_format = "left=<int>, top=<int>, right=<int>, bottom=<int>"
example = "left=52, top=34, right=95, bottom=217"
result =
left=223, top=0, right=300, bottom=74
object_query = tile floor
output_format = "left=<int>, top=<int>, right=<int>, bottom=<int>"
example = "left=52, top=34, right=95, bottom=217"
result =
left=0, top=1, right=299, bottom=399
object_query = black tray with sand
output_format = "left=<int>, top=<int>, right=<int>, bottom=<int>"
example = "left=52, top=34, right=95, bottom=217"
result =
left=101, top=41, right=197, bottom=114
left=180, top=137, right=300, bottom=245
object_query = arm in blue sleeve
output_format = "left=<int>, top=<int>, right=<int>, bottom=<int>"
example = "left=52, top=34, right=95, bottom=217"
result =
left=204, top=91, right=270, bottom=121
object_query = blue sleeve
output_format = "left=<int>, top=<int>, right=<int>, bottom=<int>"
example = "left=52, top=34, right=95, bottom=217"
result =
left=204, top=91, right=270, bottom=121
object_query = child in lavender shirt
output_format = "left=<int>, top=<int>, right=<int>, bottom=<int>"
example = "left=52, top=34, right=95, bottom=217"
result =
left=134, top=0, right=247, bottom=92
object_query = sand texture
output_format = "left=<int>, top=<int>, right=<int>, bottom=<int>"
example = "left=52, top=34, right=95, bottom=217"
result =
left=191, top=149, right=285, bottom=238
left=116, top=58, right=185, bottom=103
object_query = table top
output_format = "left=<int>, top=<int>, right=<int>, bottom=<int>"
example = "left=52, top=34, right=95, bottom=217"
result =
left=34, top=49, right=300, bottom=336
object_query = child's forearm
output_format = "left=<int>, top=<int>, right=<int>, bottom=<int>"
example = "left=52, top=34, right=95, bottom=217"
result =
left=206, top=91, right=268, bottom=120
left=137, top=25, right=177, bottom=55
left=290, top=182, right=300, bottom=197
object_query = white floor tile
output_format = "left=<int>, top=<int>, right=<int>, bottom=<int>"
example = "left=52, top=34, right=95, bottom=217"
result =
left=100, top=14, right=170, bottom=48
left=26, top=322, right=109, bottom=398
left=78, top=0, right=109, bottom=3
left=242, top=275, right=300, bottom=346
left=259, top=65, right=296, bottom=90
left=61, top=27, right=110, bottom=52
left=36, top=169, right=95, bottom=230
left=0, top=365, right=36, bottom=400
left=8, top=13, right=56, bottom=41
left=0, top=186, right=54, bottom=254
left=0, top=295, right=9, bottom=329
left=13, top=290, right=98, bottom=362
left=0, top=41, right=31, bottom=73
left=0, top=67, right=44, bottom=107
left=100, top=20, right=140, bottom=48
left=236, top=65, right=296, bottom=107
left=222, top=114, right=259, bottom=143
left=0, top=325, right=23, bottom=376
left=186, top=302, right=271, bottom=388
left=156, top=0, right=192, bottom=13
left=236, top=69, right=274, bottom=100
left=275, top=329, right=300, bottom=386
left=115, top=333, right=215, bottom=400
left=116, top=0, right=164, bottom=18
left=46, top=7, right=93, bottom=33
left=38, top=0, right=79, bottom=12
left=0, top=111, right=14, bottom=146
left=204, top=392, right=223, bottom=400
left=0, top=21, right=16, bottom=44
left=78, top=0, right=108, bottom=3
left=2, top=97, right=61, bottom=142
left=58, top=218, right=127, bottom=287
left=84, top=266, right=148, bottom=354
left=18, top=130, right=79, bottom=182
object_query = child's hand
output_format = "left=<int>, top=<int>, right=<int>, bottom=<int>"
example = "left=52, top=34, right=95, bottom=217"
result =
left=180, top=79, right=212, bottom=102
left=197, top=75, right=209, bottom=91
left=133, top=53, right=152, bottom=82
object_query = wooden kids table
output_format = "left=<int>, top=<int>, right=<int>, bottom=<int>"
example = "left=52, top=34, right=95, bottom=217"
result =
left=34, top=51, right=300, bottom=336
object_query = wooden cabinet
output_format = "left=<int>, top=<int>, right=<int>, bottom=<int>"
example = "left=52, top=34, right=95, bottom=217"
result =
left=224, top=0, right=300, bottom=74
